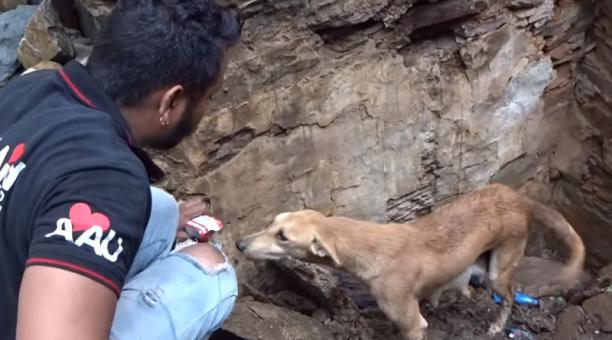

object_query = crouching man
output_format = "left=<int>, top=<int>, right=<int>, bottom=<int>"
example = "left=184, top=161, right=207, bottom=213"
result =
left=0, top=0, right=242, bottom=339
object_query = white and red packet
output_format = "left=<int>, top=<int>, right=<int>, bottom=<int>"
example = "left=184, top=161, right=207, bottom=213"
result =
left=184, top=215, right=224, bottom=242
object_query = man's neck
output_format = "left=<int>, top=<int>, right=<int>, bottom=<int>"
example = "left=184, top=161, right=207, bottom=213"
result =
left=118, top=105, right=148, bottom=146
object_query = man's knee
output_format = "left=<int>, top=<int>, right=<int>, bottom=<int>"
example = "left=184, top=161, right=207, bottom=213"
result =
left=178, top=243, right=227, bottom=271
left=126, top=187, right=179, bottom=278
left=149, top=186, right=179, bottom=228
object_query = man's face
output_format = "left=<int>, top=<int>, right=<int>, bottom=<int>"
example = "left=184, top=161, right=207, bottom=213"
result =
left=149, top=57, right=227, bottom=150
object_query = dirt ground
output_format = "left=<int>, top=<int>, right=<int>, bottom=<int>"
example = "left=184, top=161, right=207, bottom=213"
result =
left=211, top=258, right=612, bottom=340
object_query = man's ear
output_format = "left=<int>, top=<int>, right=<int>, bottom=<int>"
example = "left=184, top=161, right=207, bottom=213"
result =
left=310, top=233, right=341, bottom=266
left=159, top=85, right=187, bottom=126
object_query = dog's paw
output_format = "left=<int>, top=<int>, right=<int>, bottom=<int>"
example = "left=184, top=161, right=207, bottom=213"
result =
left=461, top=287, right=474, bottom=300
left=487, top=324, right=503, bottom=336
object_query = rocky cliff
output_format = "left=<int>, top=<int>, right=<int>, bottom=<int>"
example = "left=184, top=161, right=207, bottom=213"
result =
left=1, top=0, right=610, bottom=338
left=549, top=0, right=612, bottom=270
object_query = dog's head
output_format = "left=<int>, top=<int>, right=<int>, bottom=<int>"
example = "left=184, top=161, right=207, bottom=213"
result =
left=235, top=209, right=340, bottom=266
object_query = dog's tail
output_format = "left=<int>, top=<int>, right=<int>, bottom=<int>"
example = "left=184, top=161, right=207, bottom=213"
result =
left=528, top=199, right=586, bottom=296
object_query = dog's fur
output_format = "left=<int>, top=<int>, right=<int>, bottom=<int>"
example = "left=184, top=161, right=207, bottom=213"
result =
left=236, top=184, right=586, bottom=340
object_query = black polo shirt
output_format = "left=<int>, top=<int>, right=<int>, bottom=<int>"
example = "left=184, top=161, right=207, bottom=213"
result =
left=0, top=60, right=164, bottom=338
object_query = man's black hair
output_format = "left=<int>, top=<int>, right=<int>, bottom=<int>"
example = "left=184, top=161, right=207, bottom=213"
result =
left=86, top=0, right=242, bottom=106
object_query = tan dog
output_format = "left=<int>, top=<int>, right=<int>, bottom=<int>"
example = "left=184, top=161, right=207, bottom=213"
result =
left=235, top=183, right=586, bottom=340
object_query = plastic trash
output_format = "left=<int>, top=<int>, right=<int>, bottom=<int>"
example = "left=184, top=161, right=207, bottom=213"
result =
left=184, top=215, right=224, bottom=242
left=505, top=326, right=535, bottom=339
left=492, top=291, right=539, bottom=306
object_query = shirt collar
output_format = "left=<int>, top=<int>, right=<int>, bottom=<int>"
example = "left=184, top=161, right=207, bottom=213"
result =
left=58, top=60, right=165, bottom=183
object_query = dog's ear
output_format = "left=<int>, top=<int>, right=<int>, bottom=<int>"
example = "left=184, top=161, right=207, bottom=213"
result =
left=310, top=233, right=341, bottom=266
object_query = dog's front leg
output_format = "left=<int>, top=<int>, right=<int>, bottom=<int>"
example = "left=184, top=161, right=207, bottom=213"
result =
left=403, top=298, right=428, bottom=340
left=378, top=295, right=427, bottom=340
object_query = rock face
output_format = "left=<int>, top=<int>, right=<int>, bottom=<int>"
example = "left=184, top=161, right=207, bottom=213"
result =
left=139, top=1, right=601, bottom=334
left=75, top=0, right=114, bottom=38
left=582, top=293, right=612, bottom=333
left=149, top=0, right=596, bottom=274
left=17, top=0, right=75, bottom=69
left=1, top=0, right=610, bottom=338
left=0, top=5, right=36, bottom=84
left=0, top=0, right=27, bottom=12
left=220, top=298, right=333, bottom=340
left=547, top=0, right=612, bottom=269
left=20, top=59, right=61, bottom=75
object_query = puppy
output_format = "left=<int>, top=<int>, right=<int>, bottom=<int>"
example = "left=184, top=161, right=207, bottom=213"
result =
left=427, top=253, right=488, bottom=308
left=235, top=183, right=585, bottom=340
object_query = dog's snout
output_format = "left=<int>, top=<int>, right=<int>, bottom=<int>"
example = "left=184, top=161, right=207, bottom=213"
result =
left=235, top=238, right=247, bottom=252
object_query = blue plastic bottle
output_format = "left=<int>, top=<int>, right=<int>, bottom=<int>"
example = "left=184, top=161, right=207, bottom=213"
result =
left=492, top=291, right=539, bottom=306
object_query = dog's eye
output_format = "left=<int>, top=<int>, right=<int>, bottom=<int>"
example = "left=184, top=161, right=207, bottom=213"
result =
left=276, top=230, right=289, bottom=242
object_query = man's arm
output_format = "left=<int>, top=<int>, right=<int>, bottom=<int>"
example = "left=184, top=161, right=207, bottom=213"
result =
left=16, top=154, right=150, bottom=340
left=17, top=266, right=117, bottom=340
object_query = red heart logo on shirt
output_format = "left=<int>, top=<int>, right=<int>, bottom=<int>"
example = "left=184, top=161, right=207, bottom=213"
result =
left=69, top=202, right=110, bottom=232
left=7, top=143, right=25, bottom=164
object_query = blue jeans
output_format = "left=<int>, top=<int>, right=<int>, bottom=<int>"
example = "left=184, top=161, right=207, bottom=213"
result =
left=110, top=187, right=238, bottom=340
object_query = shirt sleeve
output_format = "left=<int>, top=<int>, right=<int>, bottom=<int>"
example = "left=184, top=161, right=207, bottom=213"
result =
left=26, top=166, right=151, bottom=296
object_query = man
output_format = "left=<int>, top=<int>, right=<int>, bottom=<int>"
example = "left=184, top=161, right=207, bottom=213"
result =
left=0, top=0, right=242, bottom=339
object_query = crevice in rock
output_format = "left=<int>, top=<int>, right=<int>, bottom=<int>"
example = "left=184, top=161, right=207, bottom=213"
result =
left=312, top=19, right=383, bottom=50
left=204, top=128, right=256, bottom=173
left=399, top=0, right=489, bottom=34
left=386, top=186, right=436, bottom=223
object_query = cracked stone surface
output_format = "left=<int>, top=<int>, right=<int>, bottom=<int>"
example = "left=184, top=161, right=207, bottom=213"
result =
left=0, top=5, right=36, bottom=84
left=548, top=0, right=612, bottom=270
left=17, top=0, right=75, bottom=69
left=1, top=0, right=608, bottom=338
left=153, top=1, right=565, bottom=273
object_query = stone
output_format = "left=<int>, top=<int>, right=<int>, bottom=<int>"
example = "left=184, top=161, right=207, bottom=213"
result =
left=540, top=1, right=581, bottom=38
left=506, top=0, right=545, bottom=10
left=599, top=263, right=612, bottom=282
left=221, top=298, right=333, bottom=340
left=400, top=0, right=489, bottom=32
left=554, top=0, right=612, bottom=270
left=17, top=0, right=75, bottom=69
left=20, top=60, right=61, bottom=75
left=0, top=0, right=26, bottom=11
left=305, top=0, right=409, bottom=29
left=75, top=0, right=115, bottom=38
left=272, top=258, right=343, bottom=309
left=583, top=293, right=612, bottom=332
left=51, top=0, right=80, bottom=29
left=0, top=4, right=36, bottom=85
left=73, top=36, right=92, bottom=65
left=552, top=305, right=585, bottom=340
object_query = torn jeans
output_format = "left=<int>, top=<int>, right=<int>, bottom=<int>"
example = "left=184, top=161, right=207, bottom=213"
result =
left=110, top=186, right=238, bottom=340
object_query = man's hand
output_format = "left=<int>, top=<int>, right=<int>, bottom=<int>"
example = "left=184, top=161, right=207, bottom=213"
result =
left=17, top=266, right=117, bottom=340
left=176, top=197, right=209, bottom=241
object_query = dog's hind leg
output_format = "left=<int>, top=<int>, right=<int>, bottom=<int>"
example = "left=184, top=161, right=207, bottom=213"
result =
left=487, top=239, right=527, bottom=336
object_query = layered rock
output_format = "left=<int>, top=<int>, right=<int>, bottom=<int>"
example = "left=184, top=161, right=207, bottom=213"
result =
left=150, top=0, right=575, bottom=270
left=141, top=1, right=602, bottom=335
left=0, top=0, right=608, bottom=338
left=20, top=59, right=61, bottom=75
left=0, top=5, right=36, bottom=84
left=75, top=0, right=114, bottom=38
left=547, top=0, right=612, bottom=269
left=17, top=0, right=75, bottom=69
left=221, top=298, right=333, bottom=340
left=0, top=0, right=27, bottom=12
